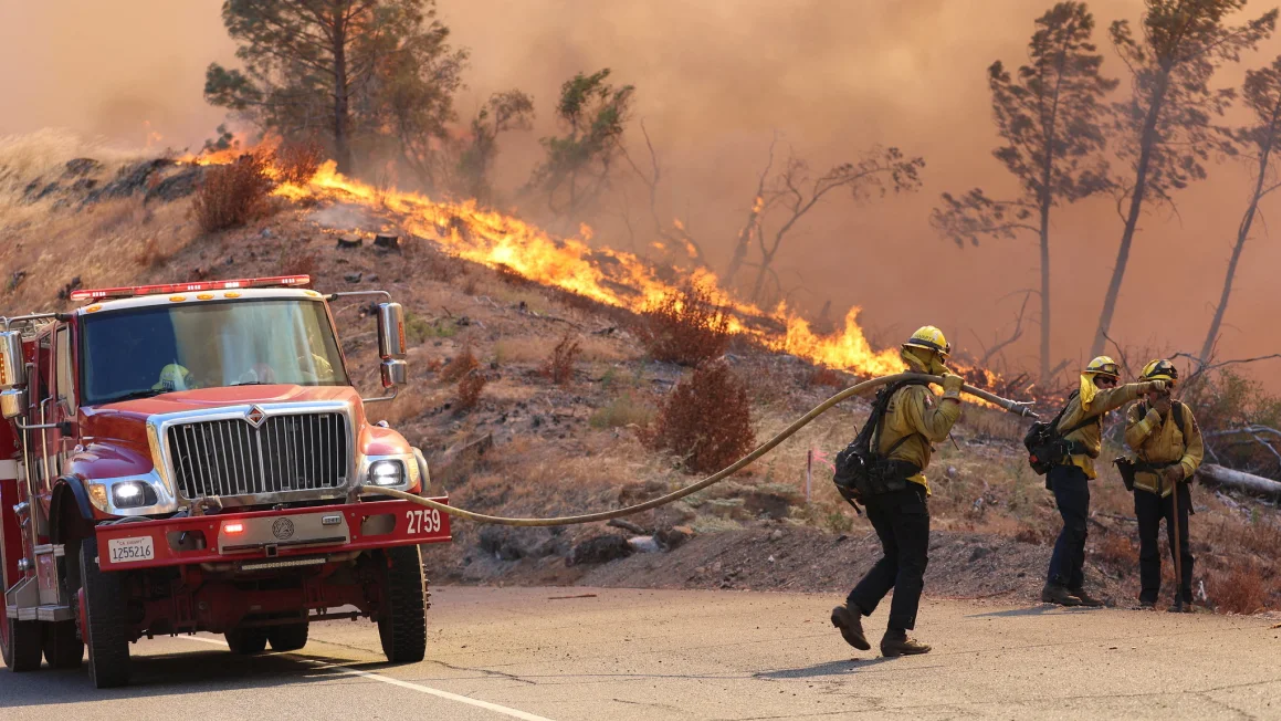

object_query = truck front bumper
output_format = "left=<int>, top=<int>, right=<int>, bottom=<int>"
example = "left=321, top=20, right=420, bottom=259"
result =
left=94, top=497, right=452, bottom=572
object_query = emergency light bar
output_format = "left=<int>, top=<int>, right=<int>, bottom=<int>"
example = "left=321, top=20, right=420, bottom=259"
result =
left=69, top=275, right=312, bottom=303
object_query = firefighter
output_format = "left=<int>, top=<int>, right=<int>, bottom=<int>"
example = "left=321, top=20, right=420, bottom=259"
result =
left=152, top=363, right=196, bottom=392
left=1123, top=359, right=1203, bottom=611
left=830, top=325, right=963, bottom=657
left=1042, top=357, right=1166, bottom=607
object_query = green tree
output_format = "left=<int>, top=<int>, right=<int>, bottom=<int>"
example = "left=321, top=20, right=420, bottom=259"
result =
left=452, top=90, right=535, bottom=203
left=1201, top=55, right=1281, bottom=361
left=1090, top=0, right=1276, bottom=358
left=933, top=2, right=1116, bottom=384
left=528, top=69, right=635, bottom=225
left=205, top=0, right=466, bottom=175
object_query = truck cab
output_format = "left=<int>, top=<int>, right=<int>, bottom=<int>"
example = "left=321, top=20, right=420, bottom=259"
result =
left=0, top=275, right=450, bottom=688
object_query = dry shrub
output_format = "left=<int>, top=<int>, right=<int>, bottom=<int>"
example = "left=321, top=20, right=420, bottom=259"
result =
left=133, top=236, right=169, bottom=268
left=1211, top=562, right=1269, bottom=615
left=648, top=361, right=755, bottom=474
left=541, top=332, right=582, bottom=385
left=638, top=284, right=732, bottom=366
left=191, top=153, right=274, bottom=232
left=275, top=137, right=324, bottom=185
left=440, top=346, right=480, bottom=383
left=457, top=371, right=487, bottom=411
left=809, top=367, right=847, bottom=389
left=1092, top=532, right=1139, bottom=572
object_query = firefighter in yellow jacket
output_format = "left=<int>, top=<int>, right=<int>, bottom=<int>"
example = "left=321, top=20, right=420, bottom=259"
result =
left=1124, top=360, right=1203, bottom=611
left=1042, top=357, right=1167, bottom=607
left=831, top=326, right=963, bottom=657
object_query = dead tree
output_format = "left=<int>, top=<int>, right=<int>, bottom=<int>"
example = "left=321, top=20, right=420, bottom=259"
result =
left=1201, top=54, right=1281, bottom=362
left=748, top=146, right=924, bottom=304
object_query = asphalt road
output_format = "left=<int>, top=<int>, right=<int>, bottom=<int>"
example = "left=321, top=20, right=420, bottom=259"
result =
left=3, top=587, right=1280, bottom=720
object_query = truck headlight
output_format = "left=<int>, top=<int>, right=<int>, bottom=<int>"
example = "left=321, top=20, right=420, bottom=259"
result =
left=112, top=481, right=159, bottom=509
left=368, top=460, right=406, bottom=487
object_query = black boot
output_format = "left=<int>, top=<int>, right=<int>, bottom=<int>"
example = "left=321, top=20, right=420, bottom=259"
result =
left=880, top=628, right=931, bottom=658
left=1069, top=587, right=1105, bottom=608
left=830, top=605, right=870, bottom=651
left=1041, top=583, right=1082, bottom=607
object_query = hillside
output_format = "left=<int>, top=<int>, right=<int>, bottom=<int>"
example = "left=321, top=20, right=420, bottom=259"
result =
left=2, top=137, right=1278, bottom=616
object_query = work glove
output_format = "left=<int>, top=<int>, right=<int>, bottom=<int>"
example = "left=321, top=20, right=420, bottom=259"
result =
left=1162, top=465, right=1184, bottom=486
left=941, top=373, right=964, bottom=401
left=1144, top=380, right=1168, bottom=394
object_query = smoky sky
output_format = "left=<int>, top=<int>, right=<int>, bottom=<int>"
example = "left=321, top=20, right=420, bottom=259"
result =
left=3, top=0, right=1281, bottom=385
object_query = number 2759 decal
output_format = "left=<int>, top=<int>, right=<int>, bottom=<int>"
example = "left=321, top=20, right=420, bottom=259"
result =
left=405, top=508, right=442, bottom=535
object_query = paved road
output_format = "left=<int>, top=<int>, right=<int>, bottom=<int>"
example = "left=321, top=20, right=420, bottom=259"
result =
left=3, top=587, right=1280, bottom=720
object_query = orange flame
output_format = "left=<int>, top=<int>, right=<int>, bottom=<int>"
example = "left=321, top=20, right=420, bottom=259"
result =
left=225, top=154, right=997, bottom=385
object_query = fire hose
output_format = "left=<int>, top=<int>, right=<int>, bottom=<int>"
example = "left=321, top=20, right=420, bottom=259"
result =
left=358, top=372, right=1038, bottom=527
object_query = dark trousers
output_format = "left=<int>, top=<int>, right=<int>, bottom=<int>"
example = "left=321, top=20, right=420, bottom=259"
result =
left=848, top=486, right=930, bottom=631
left=1046, top=465, right=1090, bottom=589
left=1135, top=483, right=1193, bottom=604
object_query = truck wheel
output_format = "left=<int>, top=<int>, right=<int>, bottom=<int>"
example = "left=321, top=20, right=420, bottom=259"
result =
left=225, top=627, right=268, bottom=655
left=80, top=537, right=130, bottom=688
left=377, top=545, right=426, bottom=663
left=42, top=620, right=84, bottom=669
left=2, top=616, right=43, bottom=672
left=268, top=623, right=309, bottom=652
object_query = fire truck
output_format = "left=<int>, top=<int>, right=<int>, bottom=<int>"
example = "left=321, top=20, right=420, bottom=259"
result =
left=0, top=275, right=451, bottom=688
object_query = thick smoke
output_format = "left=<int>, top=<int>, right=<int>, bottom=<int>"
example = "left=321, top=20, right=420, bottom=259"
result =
left=2, top=0, right=1279, bottom=385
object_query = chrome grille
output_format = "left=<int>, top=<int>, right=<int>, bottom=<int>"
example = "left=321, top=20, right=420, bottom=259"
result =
left=166, top=412, right=349, bottom=499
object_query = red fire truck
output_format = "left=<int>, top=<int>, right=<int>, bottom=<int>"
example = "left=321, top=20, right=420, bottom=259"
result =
left=0, top=275, right=450, bottom=688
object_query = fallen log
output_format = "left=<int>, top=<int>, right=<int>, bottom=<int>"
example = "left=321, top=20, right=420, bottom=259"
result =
left=1198, top=463, right=1281, bottom=497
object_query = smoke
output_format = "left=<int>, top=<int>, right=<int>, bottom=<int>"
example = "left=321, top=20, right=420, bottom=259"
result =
left=2, top=0, right=1280, bottom=385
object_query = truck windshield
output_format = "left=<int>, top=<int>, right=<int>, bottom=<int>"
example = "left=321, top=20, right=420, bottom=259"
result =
left=81, top=298, right=349, bottom=405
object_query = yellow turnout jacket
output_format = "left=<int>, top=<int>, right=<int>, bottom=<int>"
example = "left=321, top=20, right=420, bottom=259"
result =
left=876, top=383, right=961, bottom=494
left=1055, top=382, right=1148, bottom=479
left=1124, top=401, right=1204, bottom=496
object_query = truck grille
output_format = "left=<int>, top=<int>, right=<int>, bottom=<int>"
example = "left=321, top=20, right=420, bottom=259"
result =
left=166, top=412, right=349, bottom=499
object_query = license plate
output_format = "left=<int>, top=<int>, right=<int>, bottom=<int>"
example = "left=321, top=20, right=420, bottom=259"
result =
left=107, top=536, right=155, bottom=564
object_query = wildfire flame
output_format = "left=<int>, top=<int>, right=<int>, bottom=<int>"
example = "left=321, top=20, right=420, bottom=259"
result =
left=191, top=152, right=1002, bottom=388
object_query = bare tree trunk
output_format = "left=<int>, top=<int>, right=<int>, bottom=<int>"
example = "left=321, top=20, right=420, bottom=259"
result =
left=332, top=18, right=354, bottom=176
left=1038, top=200, right=1052, bottom=385
left=1201, top=136, right=1274, bottom=362
left=1090, top=70, right=1170, bottom=359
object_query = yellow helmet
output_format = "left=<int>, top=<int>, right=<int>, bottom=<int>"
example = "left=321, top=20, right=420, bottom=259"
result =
left=152, top=363, right=193, bottom=392
left=1140, top=359, right=1178, bottom=385
left=903, top=325, right=951, bottom=358
left=1084, top=355, right=1121, bottom=379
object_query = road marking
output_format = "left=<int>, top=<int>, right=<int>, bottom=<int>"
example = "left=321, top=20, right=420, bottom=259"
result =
left=180, top=636, right=556, bottom=721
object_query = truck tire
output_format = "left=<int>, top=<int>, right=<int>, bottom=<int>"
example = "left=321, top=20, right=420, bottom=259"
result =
left=225, top=627, right=268, bottom=655
left=268, top=623, right=309, bottom=652
left=2, top=616, right=43, bottom=672
left=377, top=545, right=426, bottom=663
left=79, top=537, right=130, bottom=688
left=42, top=619, right=84, bottom=669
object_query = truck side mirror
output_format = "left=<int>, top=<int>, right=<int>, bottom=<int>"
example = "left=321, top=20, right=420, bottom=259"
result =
left=376, top=303, right=407, bottom=360
left=380, top=359, right=408, bottom=389
left=0, top=331, right=27, bottom=419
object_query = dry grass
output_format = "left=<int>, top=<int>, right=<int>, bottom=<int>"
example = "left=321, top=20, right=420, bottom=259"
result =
left=494, top=336, right=554, bottom=364
left=590, top=391, right=656, bottom=429
left=809, top=367, right=848, bottom=389
left=191, top=152, right=274, bottom=232
left=0, top=129, right=139, bottom=211
left=1092, top=532, right=1140, bottom=573
left=648, top=361, right=755, bottom=474
left=637, top=284, right=732, bottom=366
left=133, top=236, right=170, bottom=269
